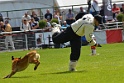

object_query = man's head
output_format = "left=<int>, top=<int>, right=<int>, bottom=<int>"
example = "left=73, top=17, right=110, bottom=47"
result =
left=63, top=21, right=67, bottom=24
left=113, top=3, right=117, bottom=8
left=46, top=9, right=50, bottom=13
left=94, top=14, right=103, bottom=26
left=69, top=9, right=72, bottom=13
left=32, top=11, right=36, bottom=15
left=23, top=18, right=28, bottom=23
left=24, top=13, right=28, bottom=17
left=31, top=17, right=35, bottom=22
left=80, top=7, right=83, bottom=10
left=5, top=20, right=9, bottom=24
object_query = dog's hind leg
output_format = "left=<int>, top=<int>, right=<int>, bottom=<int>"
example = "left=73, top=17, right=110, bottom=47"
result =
left=3, top=70, right=16, bottom=79
left=32, top=60, right=40, bottom=70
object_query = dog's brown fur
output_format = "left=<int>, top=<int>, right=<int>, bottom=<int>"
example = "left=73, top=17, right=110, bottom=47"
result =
left=3, top=50, right=40, bottom=79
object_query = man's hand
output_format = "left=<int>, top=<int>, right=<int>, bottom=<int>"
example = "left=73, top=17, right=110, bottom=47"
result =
left=94, top=43, right=102, bottom=47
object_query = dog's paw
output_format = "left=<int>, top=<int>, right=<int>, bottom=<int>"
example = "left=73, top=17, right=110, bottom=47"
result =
left=3, top=75, right=9, bottom=79
left=34, top=67, right=37, bottom=70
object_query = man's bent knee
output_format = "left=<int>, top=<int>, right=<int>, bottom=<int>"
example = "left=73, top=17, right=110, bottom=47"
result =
left=52, top=32, right=61, bottom=44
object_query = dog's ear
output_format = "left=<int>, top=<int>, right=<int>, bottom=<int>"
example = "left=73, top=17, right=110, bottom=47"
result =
left=19, top=57, right=21, bottom=59
left=12, top=56, right=14, bottom=60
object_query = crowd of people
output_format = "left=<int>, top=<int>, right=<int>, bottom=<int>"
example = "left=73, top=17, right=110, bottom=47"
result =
left=44, top=0, right=124, bottom=30
left=0, top=11, right=40, bottom=51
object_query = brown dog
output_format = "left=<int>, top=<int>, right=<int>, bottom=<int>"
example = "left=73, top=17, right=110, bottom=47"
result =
left=3, top=50, right=40, bottom=79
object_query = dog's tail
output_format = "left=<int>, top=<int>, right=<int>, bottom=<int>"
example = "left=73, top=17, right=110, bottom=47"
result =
left=35, top=53, right=40, bottom=60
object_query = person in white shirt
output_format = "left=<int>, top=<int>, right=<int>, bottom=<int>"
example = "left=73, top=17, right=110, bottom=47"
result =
left=53, top=10, right=62, bottom=25
left=20, top=18, right=31, bottom=49
left=51, top=14, right=102, bottom=71
left=22, top=12, right=31, bottom=22
left=20, top=19, right=31, bottom=31
left=90, top=0, right=100, bottom=16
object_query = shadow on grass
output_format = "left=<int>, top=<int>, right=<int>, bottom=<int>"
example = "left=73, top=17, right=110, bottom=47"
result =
left=40, top=70, right=87, bottom=75
left=2, top=76, right=32, bottom=79
left=11, top=76, right=32, bottom=79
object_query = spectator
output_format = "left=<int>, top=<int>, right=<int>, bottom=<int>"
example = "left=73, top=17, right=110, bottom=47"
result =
left=79, top=7, right=86, bottom=13
left=20, top=18, right=31, bottom=50
left=90, top=0, right=100, bottom=16
left=62, top=21, right=70, bottom=27
left=30, top=17, right=39, bottom=49
left=61, top=21, right=70, bottom=30
left=87, top=0, right=92, bottom=13
left=100, top=5, right=104, bottom=17
left=22, top=12, right=31, bottom=22
left=44, top=9, right=52, bottom=21
left=0, top=21, right=15, bottom=50
left=112, top=3, right=120, bottom=20
left=20, top=18, right=31, bottom=31
left=53, top=10, right=62, bottom=25
left=30, top=17, right=39, bottom=29
left=75, top=7, right=87, bottom=20
left=46, top=19, right=51, bottom=28
left=90, top=0, right=100, bottom=30
left=120, top=3, right=124, bottom=13
left=31, top=11, right=39, bottom=22
left=66, top=9, right=75, bottom=25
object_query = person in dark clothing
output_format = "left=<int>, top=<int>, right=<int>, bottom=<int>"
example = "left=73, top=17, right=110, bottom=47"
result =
left=44, top=9, right=52, bottom=21
left=87, top=0, right=91, bottom=13
left=75, top=7, right=87, bottom=21
left=75, top=12, right=87, bottom=21
left=66, top=9, right=75, bottom=25
left=120, top=4, right=124, bottom=13
left=30, top=11, right=39, bottom=22
left=100, top=5, right=106, bottom=23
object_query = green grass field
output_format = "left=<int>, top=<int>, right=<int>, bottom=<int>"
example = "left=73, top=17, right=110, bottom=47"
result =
left=0, top=43, right=124, bottom=83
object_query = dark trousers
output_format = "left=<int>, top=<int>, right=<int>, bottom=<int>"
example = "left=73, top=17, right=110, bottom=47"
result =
left=66, top=19, right=75, bottom=25
left=92, top=11, right=99, bottom=16
left=52, top=27, right=81, bottom=61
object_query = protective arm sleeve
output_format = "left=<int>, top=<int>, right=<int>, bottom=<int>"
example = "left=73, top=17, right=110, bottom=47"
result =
left=84, top=25, right=96, bottom=46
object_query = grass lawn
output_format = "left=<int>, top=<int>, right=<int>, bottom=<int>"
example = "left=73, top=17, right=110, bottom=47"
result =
left=0, top=43, right=124, bottom=83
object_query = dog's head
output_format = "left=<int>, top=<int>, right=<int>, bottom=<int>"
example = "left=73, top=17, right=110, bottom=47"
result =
left=51, top=22, right=61, bottom=28
left=12, top=56, right=21, bottom=62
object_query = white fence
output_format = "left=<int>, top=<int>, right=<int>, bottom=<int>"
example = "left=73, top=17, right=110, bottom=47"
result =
left=100, top=22, right=124, bottom=29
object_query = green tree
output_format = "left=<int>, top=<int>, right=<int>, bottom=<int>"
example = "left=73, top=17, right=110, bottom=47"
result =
left=39, top=20, right=47, bottom=29
left=116, top=13, right=124, bottom=22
